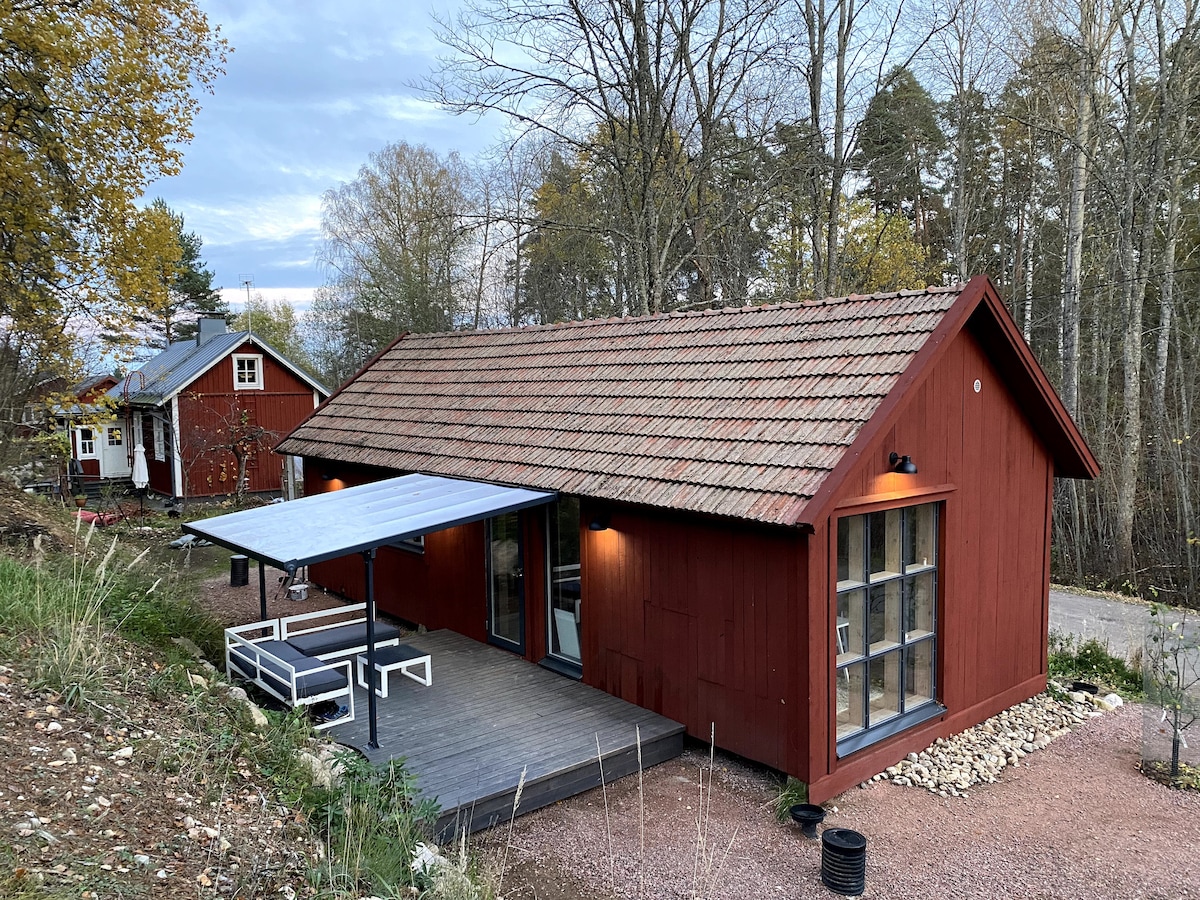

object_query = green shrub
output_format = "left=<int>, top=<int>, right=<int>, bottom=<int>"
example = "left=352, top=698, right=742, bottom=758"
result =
left=1048, top=630, right=1142, bottom=695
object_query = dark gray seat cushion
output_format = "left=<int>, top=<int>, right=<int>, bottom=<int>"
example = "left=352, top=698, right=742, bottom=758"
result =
left=229, top=639, right=348, bottom=699
left=364, top=643, right=428, bottom=667
left=285, top=620, right=401, bottom=658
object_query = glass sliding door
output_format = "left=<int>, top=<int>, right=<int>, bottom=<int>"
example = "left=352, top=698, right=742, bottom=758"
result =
left=487, top=512, right=525, bottom=653
left=546, top=497, right=582, bottom=668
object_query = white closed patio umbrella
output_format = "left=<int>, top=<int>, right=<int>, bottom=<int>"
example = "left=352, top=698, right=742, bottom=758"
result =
left=132, top=443, right=149, bottom=524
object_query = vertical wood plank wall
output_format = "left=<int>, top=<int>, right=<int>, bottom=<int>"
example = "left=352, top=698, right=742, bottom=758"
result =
left=582, top=503, right=806, bottom=773
left=805, top=320, right=1055, bottom=801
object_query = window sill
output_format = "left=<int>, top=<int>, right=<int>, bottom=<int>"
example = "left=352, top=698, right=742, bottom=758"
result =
left=836, top=701, right=945, bottom=758
left=538, top=655, right=582, bottom=680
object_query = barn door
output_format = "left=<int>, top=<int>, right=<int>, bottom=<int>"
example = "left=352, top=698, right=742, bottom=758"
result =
left=487, top=511, right=525, bottom=653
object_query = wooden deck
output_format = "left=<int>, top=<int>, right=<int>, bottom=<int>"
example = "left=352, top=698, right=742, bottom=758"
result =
left=328, top=630, right=685, bottom=838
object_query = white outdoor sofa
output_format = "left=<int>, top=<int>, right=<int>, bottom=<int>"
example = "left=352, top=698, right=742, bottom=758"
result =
left=224, top=603, right=403, bottom=729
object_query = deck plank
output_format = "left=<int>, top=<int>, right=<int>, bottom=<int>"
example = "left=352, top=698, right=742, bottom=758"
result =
left=329, top=630, right=684, bottom=836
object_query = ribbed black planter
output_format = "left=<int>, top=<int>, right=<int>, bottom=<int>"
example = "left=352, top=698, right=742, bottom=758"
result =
left=230, top=554, right=249, bottom=587
left=789, top=803, right=826, bottom=839
left=821, top=828, right=867, bottom=896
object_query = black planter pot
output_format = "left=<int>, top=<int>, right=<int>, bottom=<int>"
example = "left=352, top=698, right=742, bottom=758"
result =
left=789, top=803, right=826, bottom=839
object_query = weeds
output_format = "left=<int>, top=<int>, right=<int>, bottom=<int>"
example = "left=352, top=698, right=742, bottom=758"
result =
left=306, top=751, right=439, bottom=896
left=1048, top=629, right=1142, bottom=695
left=770, top=776, right=809, bottom=822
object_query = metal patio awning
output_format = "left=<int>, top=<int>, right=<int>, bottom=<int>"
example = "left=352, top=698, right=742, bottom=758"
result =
left=183, top=473, right=556, bottom=573
left=185, top=472, right=556, bottom=750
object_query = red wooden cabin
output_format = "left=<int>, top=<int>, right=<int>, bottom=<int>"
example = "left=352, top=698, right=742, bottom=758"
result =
left=277, top=276, right=1097, bottom=802
left=103, top=318, right=328, bottom=499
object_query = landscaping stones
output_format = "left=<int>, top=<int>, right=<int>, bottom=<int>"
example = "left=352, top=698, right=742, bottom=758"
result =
left=872, top=689, right=1114, bottom=796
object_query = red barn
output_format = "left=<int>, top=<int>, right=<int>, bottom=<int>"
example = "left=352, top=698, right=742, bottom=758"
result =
left=103, top=318, right=328, bottom=500
left=276, top=276, right=1097, bottom=801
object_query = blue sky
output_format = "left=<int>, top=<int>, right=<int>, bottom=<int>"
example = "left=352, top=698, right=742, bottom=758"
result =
left=148, top=0, right=499, bottom=307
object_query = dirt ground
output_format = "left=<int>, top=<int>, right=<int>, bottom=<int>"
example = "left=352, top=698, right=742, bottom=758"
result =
left=480, top=707, right=1199, bottom=900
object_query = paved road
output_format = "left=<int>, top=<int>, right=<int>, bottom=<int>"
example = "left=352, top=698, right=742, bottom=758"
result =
left=1048, top=588, right=1166, bottom=659
left=1051, top=588, right=1152, bottom=657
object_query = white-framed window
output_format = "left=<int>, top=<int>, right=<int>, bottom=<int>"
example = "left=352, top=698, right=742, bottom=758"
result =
left=835, top=502, right=941, bottom=755
left=106, top=426, right=123, bottom=447
left=77, top=427, right=97, bottom=458
left=233, top=353, right=264, bottom=390
left=152, top=416, right=165, bottom=460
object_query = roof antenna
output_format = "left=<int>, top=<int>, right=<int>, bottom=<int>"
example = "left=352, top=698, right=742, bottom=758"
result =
left=238, top=274, right=254, bottom=335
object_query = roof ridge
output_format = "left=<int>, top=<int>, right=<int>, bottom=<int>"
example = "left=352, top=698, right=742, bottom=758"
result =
left=408, top=284, right=966, bottom=341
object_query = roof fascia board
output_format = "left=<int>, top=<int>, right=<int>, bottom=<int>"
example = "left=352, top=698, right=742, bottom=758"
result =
left=246, top=333, right=330, bottom=397
left=157, top=333, right=328, bottom=404
left=795, top=275, right=1098, bottom=529
left=970, top=284, right=1100, bottom=479
left=792, top=278, right=988, bottom=528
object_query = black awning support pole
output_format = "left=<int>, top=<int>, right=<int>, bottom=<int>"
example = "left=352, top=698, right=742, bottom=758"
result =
left=363, top=548, right=379, bottom=749
left=258, top=558, right=268, bottom=621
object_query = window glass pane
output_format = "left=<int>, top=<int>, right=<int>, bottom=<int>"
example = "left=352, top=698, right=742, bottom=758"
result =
left=837, top=515, right=865, bottom=586
left=869, top=508, right=902, bottom=579
left=836, top=588, right=866, bottom=663
left=904, top=572, right=935, bottom=640
left=905, top=639, right=935, bottom=708
left=548, top=497, right=581, bottom=663
left=108, top=427, right=122, bottom=445
left=836, top=661, right=866, bottom=740
left=868, top=652, right=901, bottom=726
left=868, top=580, right=901, bottom=653
left=904, top=503, right=936, bottom=570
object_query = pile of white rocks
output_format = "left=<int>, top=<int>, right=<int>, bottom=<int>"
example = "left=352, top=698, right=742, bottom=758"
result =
left=866, top=686, right=1123, bottom=798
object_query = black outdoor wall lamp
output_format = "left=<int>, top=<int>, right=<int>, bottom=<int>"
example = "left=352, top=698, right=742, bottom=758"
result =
left=889, top=452, right=918, bottom=475
left=588, top=510, right=611, bottom=531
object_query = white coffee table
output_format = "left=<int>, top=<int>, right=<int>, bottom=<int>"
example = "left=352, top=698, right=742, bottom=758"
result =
left=355, top=643, right=432, bottom=698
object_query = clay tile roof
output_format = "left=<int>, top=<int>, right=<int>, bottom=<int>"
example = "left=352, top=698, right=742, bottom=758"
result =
left=278, top=285, right=967, bottom=526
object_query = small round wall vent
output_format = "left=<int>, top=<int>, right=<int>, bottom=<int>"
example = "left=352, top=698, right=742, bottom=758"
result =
left=973, top=378, right=982, bottom=393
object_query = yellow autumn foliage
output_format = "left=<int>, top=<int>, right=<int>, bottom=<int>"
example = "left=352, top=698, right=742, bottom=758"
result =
left=0, top=0, right=228, bottom=375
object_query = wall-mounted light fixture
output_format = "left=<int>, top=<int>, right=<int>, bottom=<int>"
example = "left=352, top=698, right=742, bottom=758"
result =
left=588, top=510, right=611, bottom=531
left=321, top=469, right=336, bottom=481
left=889, top=452, right=918, bottom=475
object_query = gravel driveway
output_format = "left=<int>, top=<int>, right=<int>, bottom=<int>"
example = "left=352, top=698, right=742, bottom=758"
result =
left=482, top=706, right=1199, bottom=900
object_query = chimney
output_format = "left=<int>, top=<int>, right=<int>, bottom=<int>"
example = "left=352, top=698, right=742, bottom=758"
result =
left=197, top=317, right=227, bottom=346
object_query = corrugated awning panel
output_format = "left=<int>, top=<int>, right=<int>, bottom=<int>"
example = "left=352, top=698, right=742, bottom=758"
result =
left=183, top=473, right=556, bottom=572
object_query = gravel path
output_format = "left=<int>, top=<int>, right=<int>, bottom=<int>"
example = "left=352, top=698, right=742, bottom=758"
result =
left=483, top=706, right=1200, bottom=900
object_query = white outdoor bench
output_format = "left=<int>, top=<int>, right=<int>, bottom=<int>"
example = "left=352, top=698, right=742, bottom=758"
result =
left=223, top=603, right=406, bottom=726
left=355, top=643, right=433, bottom=698
left=225, top=628, right=355, bottom=730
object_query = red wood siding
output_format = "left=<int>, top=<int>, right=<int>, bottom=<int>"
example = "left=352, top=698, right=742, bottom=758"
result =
left=175, top=344, right=318, bottom=498
left=137, top=415, right=173, bottom=495
left=804, top=323, right=1055, bottom=802
left=582, top=503, right=805, bottom=772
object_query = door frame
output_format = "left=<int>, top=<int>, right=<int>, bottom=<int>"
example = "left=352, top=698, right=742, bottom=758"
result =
left=486, top=512, right=526, bottom=654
